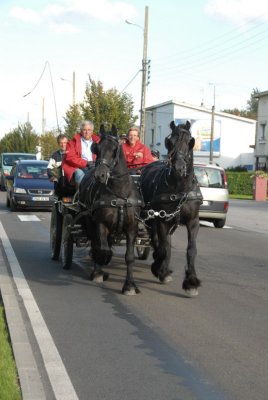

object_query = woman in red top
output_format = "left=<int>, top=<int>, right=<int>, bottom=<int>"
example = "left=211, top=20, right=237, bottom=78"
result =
left=122, top=127, right=154, bottom=170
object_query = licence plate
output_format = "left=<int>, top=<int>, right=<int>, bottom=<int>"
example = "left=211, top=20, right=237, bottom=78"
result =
left=32, top=196, right=49, bottom=201
left=202, top=200, right=210, bottom=206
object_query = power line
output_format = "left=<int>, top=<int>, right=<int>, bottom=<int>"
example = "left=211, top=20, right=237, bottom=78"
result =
left=153, top=29, right=268, bottom=78
left=23, top=61, right=60, bottom=132
left=153, top=10, right=268, bottom=66
left=120, top=69, right=141, bottom=93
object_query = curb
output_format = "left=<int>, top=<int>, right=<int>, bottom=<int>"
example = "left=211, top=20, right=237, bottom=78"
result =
left=0, top=242, right=46, bottom=400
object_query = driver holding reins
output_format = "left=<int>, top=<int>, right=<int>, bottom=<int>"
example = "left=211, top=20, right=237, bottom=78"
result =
left=122, top=126, right=154, bottom=172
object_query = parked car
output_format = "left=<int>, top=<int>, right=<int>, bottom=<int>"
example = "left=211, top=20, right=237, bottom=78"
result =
left=194, top=162, right=229, bottom=228
left=6, top=160, right=54, bottom=211
left=0, top=152, right=37, bottom=190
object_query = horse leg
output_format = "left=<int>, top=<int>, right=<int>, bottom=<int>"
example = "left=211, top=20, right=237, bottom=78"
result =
left=122, top=228, right=140, bottom=295
left=182, top=217, right=201, bottom=296
left=151, top=221, right=173, bottom=283
left=90, top=224, right=111, bottom=282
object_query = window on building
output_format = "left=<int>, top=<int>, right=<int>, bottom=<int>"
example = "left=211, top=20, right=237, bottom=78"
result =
left=259, top=123, right=266, bottom=141
left=151, top=128, right=155, bottom=147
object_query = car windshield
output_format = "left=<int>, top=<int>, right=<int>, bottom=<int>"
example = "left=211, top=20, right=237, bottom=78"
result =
left=3, top=154, right=36, bottom=166
left=18, top=164, right=48, bottom=179
left=194, top=167, right=224, bottom=188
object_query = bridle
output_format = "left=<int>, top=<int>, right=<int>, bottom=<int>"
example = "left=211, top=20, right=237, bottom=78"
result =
left=167, top=128, right=192, bottom=177
left=95, top=135, right=121, bottom=172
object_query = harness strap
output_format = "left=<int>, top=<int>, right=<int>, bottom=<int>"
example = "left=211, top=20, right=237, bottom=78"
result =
left=147, top=188, right=203, bottom=206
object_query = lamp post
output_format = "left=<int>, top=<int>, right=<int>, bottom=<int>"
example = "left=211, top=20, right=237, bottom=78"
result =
left=209, top=83, right=215, bottom=164
left=126, top=6, right=149, bottom=143
left=61, top=71, right=76, bottom=106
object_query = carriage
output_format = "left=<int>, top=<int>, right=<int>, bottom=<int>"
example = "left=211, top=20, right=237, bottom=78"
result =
left=50, top=173, right=151, bottom=271
left=50, top=122, right=203, bottom=296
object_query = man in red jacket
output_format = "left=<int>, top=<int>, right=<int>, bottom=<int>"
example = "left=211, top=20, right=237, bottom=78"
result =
left=122, top=127, right=154, bottom=170
left=62, top=120, right=99, bottom=187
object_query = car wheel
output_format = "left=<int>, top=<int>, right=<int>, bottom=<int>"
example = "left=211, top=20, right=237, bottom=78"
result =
left=6, top=195, right=10, bottom=208
left=50, top=203, right=63, bottom=260
left=61, top=213, right=73, bottom=269
left=213, top=218, right=226, bottom=228
left=10, top=197, right=17, bottom=212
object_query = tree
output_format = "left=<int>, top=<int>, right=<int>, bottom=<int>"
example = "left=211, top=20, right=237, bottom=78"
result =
left=221, top=88, right=260, bottom=120
left=80, top=76, right=138, bottom=134
left=244, top=87, right=259, bottom=119
left=39, top=131, right=58, bottom=160
left=0, top=123, right=39, bottom=153
left=63, top=103, right=83, bottom=139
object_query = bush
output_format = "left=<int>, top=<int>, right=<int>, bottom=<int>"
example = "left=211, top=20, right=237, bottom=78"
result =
left=226, top=172, right=253, bottom=195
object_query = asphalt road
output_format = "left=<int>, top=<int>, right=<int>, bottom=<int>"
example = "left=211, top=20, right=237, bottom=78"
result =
left=0, top=195, right=267, bottom=400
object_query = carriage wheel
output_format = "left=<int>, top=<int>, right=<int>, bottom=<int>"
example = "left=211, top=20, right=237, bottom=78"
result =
left=50, top=203, right=63, bottom=260
left=136, top=239, right=151, bottom=260
left=61, top=213, right=74, bottom=269
left=6, top=195, right=10, bottom=208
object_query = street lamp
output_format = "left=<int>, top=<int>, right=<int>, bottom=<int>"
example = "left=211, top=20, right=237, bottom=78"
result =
left=126, top=6, right=149, bottom=143
left=61, top=71, right=76, bottom=106
left=209, top=83, right=216, bottom=164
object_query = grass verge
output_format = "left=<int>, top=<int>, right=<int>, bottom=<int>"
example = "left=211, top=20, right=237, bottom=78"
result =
left=229, top=194, right=253, bottom=200
left=0, top=301, right=22, bottom=400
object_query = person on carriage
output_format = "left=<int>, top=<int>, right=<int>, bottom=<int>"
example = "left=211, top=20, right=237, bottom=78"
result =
left=122, top=126, right=154, bottom=173
left=61, top=120, right=100, bottom=188
left=47, top=134, right=68, bottom=182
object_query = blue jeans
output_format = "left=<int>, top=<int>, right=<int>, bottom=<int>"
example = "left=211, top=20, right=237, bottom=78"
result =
left=73, top=169, right=85, bottom=184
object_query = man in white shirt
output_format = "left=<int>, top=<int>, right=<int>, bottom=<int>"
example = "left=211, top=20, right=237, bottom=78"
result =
left=62, top=121, right=100, bottom=187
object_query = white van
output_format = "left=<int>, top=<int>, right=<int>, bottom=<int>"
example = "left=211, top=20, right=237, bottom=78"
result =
left=194, top=163, right=229, bottom=228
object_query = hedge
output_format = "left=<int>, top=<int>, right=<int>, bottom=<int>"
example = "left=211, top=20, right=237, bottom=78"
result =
left=226, top=172, right=253, bottom=195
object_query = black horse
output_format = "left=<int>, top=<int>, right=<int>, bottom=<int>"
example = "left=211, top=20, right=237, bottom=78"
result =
left=78, top=125, right=143, bottom=295
left=139, top=121, right=203, bottom=296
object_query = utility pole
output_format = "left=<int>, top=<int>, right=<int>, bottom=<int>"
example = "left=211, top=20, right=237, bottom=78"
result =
left=140, top=6, right=149, bottom=144
left=209, top=84, right=215, bottom=164
left=42, top=97, right=45, bottom=134
left=72, top=71, right=76, bottom=106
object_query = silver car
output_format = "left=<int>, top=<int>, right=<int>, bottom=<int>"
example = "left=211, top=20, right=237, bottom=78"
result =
left=194, top=163, right=229, bottom=228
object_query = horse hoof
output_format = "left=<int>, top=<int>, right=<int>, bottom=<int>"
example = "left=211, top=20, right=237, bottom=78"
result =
left=185, top=288, right=199, bottom=297
left=94, top=275, right=104, bottom=283
left=122, top=286, right=140, bottom=295
left=123, top=288, right=137, bottom=296
left=161, top=275, right=173, bottom=284
left=90, top=271, right=109, bottom=283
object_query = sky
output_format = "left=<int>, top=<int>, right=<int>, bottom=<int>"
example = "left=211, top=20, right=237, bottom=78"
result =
left=1, top=0, right=268, bottom=137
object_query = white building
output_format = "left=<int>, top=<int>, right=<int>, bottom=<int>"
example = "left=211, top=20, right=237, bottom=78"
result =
left=254, top=90, right=268, bottom=170
left=144, top=100, right=256, bottom=170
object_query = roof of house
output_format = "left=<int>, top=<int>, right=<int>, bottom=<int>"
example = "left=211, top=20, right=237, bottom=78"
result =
left=145, top=99, right=256, bottom=124
left=254, top=90, right=268, bottom=98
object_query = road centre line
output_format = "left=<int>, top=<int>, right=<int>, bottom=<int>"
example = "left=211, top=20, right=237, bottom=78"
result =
left=17, top=215, right=41, bottom=221
left=0, top=221, right=79, bottom=400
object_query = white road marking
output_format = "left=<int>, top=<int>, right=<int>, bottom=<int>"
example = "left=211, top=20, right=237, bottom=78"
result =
left=18, top=215, right=40, bottom=221
left=0, top=221, right=79, bottom=400
left=200, top=221, right=232, bottom=229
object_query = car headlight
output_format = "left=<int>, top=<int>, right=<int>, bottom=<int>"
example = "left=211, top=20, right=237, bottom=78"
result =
left=14, top=187, right=27, bottom=194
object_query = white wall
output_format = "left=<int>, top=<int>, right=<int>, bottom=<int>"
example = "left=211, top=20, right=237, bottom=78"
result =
left=145, top=102, right=256, bottom=169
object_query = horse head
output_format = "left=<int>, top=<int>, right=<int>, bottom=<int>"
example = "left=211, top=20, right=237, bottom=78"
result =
left=165, top=121, right=195, bottom=177
left=92, top=125, right=120, bottom=184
